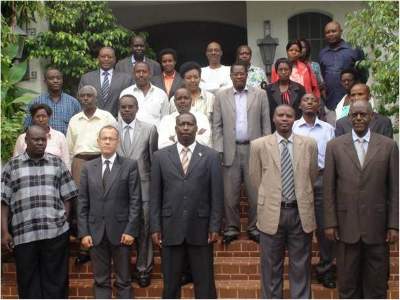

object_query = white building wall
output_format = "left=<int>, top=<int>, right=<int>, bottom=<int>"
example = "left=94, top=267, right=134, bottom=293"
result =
left=246, top=1, right=364, bottom=69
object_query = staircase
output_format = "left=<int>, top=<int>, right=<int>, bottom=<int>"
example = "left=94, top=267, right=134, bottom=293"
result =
left=2, top=192, right=399, bottom=299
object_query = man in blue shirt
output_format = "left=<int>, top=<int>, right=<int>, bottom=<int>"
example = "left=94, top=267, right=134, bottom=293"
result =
left=24, top=67, right=81, bottom=135
left=319, top=21, right=363, bottom=111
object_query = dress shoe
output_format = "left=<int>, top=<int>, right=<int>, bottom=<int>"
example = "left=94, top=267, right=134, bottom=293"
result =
left=248, top=233, right=260, bottom=243
left=138, top=272, right=151, bottom=288
left=222, top=234, right=238, bottom=245
left=317, top=270, right=336, bottom=289
left=75, top=253, right=91, bottom=265
left=180, top=273, right=193, bottom=286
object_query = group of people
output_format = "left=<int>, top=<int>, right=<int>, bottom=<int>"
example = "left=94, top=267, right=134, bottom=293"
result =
left=1, top=20, right=398, bottom=299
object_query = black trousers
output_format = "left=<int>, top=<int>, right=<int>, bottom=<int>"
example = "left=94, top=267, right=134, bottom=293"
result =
left=162, top=241, right=216, bottom=299
left=14, top=231, right=69, bottom=299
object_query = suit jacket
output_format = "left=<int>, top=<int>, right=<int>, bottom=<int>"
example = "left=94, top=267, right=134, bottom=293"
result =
left=115, top=56, right=162, bottom=79
left=149, top=143, right=224, bottom=246
left=249, top=133, right=318, bottom=235
left=117, top=119, right=158, bottom=202
left=266, top=80, right=305, bottom=125
left=78, top=70, right=133, bottom=117
left=151, top=73, right=183, bottom=99
left=335, top=113, right=393, bottom=138
left=323, top=132, right=399, bottom=244
left=212, top=86, right=271, bottom=166
left=78, top=155, right=141, bottom=246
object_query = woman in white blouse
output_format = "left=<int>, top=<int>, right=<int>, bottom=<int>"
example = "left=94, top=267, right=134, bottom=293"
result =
left=169, top=61, right=215, bottom=124
left=14, top=103, right=71, bottom=169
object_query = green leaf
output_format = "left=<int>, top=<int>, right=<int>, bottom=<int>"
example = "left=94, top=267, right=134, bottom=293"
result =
left=11, top=93, right=38, bottom=105
left=8, top=61, right=28, bottom=85
left=3, top=44, right=19, bottom=59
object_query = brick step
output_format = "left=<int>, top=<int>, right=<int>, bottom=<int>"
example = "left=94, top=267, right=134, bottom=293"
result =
left=2, top=278, right=399, bottom=299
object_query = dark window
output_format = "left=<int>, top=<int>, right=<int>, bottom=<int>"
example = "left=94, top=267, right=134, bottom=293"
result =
left=288, top=12, right=332, bottom=61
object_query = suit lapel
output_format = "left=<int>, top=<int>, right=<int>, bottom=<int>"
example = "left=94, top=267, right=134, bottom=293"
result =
left=292, top=135, right=303, bottom=172
left=362, top=133, right=379, bottom=170
left=104, top=154, right=122, bottom=197
left=94, top=71, right=103, bottom=105
left=226, top=88, right=236, bottom=112
left=343, top=135, right=362, bottom=171
left=92, top=158, right=104, bottom=193
left=168, top=145, right=185, bottom=176
left=185, top=143, right=203, bottom=177
left=271, top=84, right=282, bottom=105
left=267, top=136, right=280, bottom=170
left=246, top=87, right=255, bottom=111
left=129, top=121, right=141, bottom=157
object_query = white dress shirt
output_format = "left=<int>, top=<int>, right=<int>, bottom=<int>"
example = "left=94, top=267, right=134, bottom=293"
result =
left=158, top=111, right=211, bottom=149
left=102, top=153, right=117, bottom=175
left=177, top=141, right=197, bottom=165
left=200, top=65, right=232, bottom=94
left=293, top=117, right=335, bottom=169
left=352, top=128, right=370, bottom=154
left=119, top=84, right=169, bottom=128
left=100, top=68, right=113, bottom=86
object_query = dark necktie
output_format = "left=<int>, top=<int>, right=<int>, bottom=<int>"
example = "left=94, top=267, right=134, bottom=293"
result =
left=101, top=71, right=110, bottom=101
left=281, top=139, right=295, bottom=202
left=102, top=160, right=111, bottom=189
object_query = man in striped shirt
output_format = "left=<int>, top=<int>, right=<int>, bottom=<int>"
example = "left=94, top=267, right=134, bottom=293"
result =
left=1, top=125, right=78, bottom=298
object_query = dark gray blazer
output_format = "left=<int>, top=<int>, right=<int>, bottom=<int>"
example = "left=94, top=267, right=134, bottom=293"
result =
left=335, top=113, right=393, bottom=138
left=150, top=143, right=224, bottom=246
left=117, top=119, right=158, bottom=202
left=151, top=73, right=184, bottom=99
left=78, top=155, right=141, bottom=246
left=115, top=56, right=161, bottom=79
left=78, top=70, right=133, bottom=118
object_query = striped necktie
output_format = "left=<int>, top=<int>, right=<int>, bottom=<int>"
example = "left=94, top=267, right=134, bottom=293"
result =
left=180, top=147, right=190, bottom=175
left=101, top=71, right=110, bottom=101
left=281, top=139, right=295, bottom=203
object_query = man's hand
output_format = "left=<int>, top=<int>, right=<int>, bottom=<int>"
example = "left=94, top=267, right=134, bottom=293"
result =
left=386, top=229, right=399, bottom=244
left=152, top=232, right=162, bottom=248
left=121, top=234, right=135, bottom=246
left=198, top=128, right=206, bottom=135
left=1, top=231, right=13, bottom=252
left=81, top=235, right=93, bottom=249
left=208, top=232, right=219, bottom=244
left=324, top=227, right=340, bottom=241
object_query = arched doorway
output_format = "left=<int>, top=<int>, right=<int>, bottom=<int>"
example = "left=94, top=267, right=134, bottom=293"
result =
left=137, top=21, right=247, bottom=68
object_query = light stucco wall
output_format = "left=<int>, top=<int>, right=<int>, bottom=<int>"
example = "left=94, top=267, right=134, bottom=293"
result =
left=246, top=1, right=364, bottom=70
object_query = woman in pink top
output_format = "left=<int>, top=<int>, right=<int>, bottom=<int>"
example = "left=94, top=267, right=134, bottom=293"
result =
left=14, top=103, right=71, bottom=169
left=272, top=40, right=320, bottom=99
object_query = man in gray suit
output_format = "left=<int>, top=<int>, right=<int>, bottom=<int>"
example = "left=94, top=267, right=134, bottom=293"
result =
left=324, top=100, right=398, bottom=298
left=115, top=35, right=161, bottom=80
left=117, top=94, right=158, bottom=287
left=78, top=125, right=141, bottom=298
left=79, top=47, right=133, bottom=118
left=213, top=62, right=271, bottom=244
left=335, top=83, right=393, bottom=138
left=150, top=112, right=223, bottom=298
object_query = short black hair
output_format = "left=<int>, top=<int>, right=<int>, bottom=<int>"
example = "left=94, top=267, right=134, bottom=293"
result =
left=285, top=40, right=302, bottom=52
left=235, top=45, right=252, bottom=58
left=44, top=66, right=62, bottom=79
left=230, top=61, right=248, bottom=73
left=340, top=68, right=359, bottom=81
left=30, top=103, right=53, bottom=117
left=176, top=111, right=197, bottom=125
left=274, top=57, right=293, bottom=72
left=179, top=61, right=202, bottom=77
left=159, top=48, right=177, bottom=62
left=130, top=34, right=146, bottom=45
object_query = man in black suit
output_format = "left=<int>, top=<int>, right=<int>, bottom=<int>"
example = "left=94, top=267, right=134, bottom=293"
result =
left=79, top=47, right=133, bottom=118
left=335, top=83, right=393, bottom=138
left=150, top=112, right=223, bottom=298
left=115, top=35, right=161, bottom=80
left=78, top=125, right=141, bottom=298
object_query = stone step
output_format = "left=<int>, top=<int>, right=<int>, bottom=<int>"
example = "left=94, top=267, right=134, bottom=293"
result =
left=2, top=278, right=399, bottom=299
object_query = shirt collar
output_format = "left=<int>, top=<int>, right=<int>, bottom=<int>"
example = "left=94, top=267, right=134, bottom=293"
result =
left=233, top=86, right=249, bottom=94
left=275, top=131, right=294, bottom=144
left=102, top=152, right=117, bottom=165
left=22, top=152, right=49, bottom=162
left=297, top=116, right=323, bottom=128
left=122, top=118, right=136, bottom=129
left=352, top=129, right=371, bottom=143
left=163, top=71, right=176, bottom=79
left=177, top=141, right=197, bottom=154
left=133, top=83, right=154, bottom=93
left=79, top=108, right=101, bottom=120
left=131, top=55, right=146, bottom=64
left=100, top=68, right=113, bottom=76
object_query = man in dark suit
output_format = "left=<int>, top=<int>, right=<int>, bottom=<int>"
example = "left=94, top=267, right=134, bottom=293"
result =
left=151, top=48, right=183, bottom=99
left=115, top=35, right=161, bottom=80
left=117, top=94, right=158, bottom=287
left=79, top=47, right=133, bottom=118
left=324, top=100, right=398, bottom=298
left=150, top=112, right=223, bottom=298
left=335, top=83, right=393, bottom=138
left=78, top=125, right=141, bottom=298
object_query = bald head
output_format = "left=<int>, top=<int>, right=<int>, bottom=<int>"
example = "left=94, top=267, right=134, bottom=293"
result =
left=350, top=83, right=370, bottom=102
left=350, top=99, right=373, bottom=114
